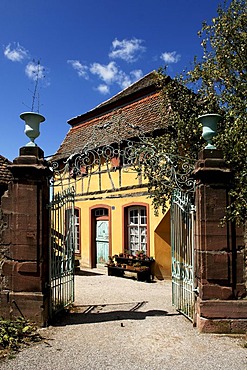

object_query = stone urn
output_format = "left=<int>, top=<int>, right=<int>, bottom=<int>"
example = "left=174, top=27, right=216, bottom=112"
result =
left=198, top=113, right=222, bottom=149
left=20, top=112, right=45, bottom=147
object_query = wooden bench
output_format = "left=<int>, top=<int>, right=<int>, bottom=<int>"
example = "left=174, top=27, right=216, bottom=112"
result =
left=107, top=256, right=154, bottom=283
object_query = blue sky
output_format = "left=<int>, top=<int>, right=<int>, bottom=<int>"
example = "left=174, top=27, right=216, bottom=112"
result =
left=0, top=0, right=222, bottom=161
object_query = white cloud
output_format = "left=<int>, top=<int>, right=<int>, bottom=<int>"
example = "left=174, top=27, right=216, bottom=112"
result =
left=67, top=59, right=89, bottom=78
left=160, top=51, right=181, bottom=64
left=109, top=38, right=146, bottom=63
left=67, top=44, right=144, bottom=95
left=117, top=71, right=131, bottom=89
left=89, top=62, right=143, bottom=92
left=116, top=69, right=143, bottom=90
left=25, top=61, right=45, bottom=81
left=4, top=42, right=28, bottom=62
left=90, top=61, right=118, bottom=84
left=130, top=69, right=143, bottom=81
left=96, top=84, right=110, bottom=95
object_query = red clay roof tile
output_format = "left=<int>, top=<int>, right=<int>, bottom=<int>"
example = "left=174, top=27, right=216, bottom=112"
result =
left=53, top=71, right=169, bottom=161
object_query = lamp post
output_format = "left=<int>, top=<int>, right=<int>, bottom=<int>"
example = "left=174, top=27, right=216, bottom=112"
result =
left=20, top=112, right=45, bottom=147
left=198, top=113, right=222, bottom=149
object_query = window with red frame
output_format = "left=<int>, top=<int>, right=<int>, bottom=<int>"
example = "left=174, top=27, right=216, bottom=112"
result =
left=127, top=206, right=147, bottom=255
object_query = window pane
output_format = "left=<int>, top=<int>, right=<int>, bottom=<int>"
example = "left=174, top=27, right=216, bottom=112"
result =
left=129, top=209, right=138, bottom=224
left=95, top=208, right=108, bottom=217
left=127, top=206, right=147, bottom=253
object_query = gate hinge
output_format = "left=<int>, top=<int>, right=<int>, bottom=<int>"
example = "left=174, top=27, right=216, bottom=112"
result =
left=193, top=287, right=199, bottom=295
left=191, top=205, right=196, bottom=213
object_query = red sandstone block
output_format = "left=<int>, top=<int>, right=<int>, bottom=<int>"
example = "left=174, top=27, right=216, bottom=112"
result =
left=0, top=291, right=11, bottom=319
left=236, top=252, right=245, bottom=283
left=5, top=244, right=38, bottom=261
left=230, top=319, right=247, bottom=334
left=17, top=262, right=38, bottom=273
left=199, top=282, right=233, bottom=300
left=2, top=260, right=42, bottom=292
left=9, top=292, right=48, bottom=326
left=5, top=274, right=42, bottom=292
left=1, top=194, right=12, bottom=213
left=195, top=220, right=230, bottom=251
left=2, top=227, right=11, bottom=244
left=199, top=251, right=229, bottom=280
left=198, top=299, right=247, bottom=319
left=204, top=221, right=228, bottom=236
left=7, top=230, right=38, bottom=247
left=11, top=185, right=38, bottom=213
left=196, top=315, right=247, bottom=334
left=235, top=284, right=247, bottom=299
left=2, top=260, right=15, bottom=275
left=9, top=213, right=38, bottom=230
left=196, top=186, right=228, bottom=220
left=202, top=234, right=229, bottom=251
left=197, top=316, right=231, bottom=333
left=197, top=249, right=245, bottom=283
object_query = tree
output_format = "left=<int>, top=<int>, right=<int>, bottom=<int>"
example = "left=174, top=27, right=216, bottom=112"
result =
left=188, top=0, right=247, bottom=225
left=141, top=0, right=247, bottom=225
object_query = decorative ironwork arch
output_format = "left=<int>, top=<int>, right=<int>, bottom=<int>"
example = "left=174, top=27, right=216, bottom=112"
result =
left=48, top=120, right=196, bottom=194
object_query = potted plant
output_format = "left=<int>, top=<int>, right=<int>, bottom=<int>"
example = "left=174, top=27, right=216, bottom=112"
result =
left=124, top=249, right=129, bottom=258
left=107, top=256, right=115, bottom=266
left=133, top=262, right=141, bottom=271
left=136, top=250, right=145, bottom=259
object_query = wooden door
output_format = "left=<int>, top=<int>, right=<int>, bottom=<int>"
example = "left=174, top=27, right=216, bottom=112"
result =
left=96, top=220, right=109, bottom=266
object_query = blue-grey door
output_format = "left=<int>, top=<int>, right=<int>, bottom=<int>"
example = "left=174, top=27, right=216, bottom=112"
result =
left=96, top=220, right=109, bottom=266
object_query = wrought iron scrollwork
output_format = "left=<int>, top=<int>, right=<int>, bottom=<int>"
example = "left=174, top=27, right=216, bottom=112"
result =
left=49, top=119, right=196, bottom=194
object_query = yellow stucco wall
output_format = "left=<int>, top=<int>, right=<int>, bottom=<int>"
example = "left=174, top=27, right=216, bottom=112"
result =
left=154, top=210, right=171, bottom=279
left=75, top=190, right=171, bottom=278
left=54, top=160, right=172, bottom=279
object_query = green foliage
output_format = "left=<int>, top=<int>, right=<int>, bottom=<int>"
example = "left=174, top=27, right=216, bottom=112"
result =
left=187, top=0, right=247, bottom=225
left=0, top=317, right=41, bottom=358
left=141, top=1, right=247, bottom=224
left=137, top=71, right=210, bottom=215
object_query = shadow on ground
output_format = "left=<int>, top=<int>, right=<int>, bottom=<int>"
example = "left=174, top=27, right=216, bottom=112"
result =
left=75, top=269, right=158, bottom=282
left=52, top=301, right=180, bottom=326
left=75, top=269, right=104, bottom=276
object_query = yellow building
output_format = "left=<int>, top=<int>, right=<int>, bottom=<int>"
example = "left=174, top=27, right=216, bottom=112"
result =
left=53, top=71, right=171, bottom=279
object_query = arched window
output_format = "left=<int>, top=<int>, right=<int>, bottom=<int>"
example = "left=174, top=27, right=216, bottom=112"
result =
left=127, top=206, right=147, bottom=254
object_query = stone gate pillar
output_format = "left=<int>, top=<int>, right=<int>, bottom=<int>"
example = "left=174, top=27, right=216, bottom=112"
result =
left=193, top=149, right=247, bottom=333
left=0, top=146, right=52, bottom=326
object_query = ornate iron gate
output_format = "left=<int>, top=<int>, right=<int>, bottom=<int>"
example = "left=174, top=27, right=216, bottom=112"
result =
left=171, top=189, right=196, bottom=321
left=49, top=186, right=75, bottom=318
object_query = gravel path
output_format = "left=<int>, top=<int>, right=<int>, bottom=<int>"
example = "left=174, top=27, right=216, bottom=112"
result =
left=1, top=270, right=246, bottom=370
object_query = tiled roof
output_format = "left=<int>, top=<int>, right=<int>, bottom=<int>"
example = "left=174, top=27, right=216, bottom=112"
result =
left=53, top=71, right=169, bottom=161
left=0, top=155, right=12, bottom=185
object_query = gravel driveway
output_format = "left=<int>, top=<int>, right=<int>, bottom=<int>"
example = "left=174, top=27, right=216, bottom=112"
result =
left=1, top=270, right=246, bottom=370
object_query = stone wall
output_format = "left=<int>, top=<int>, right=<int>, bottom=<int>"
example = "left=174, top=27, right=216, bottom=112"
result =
left=194, top=149, right=247, bottom=333
left=0, top=207, right=9, bottom=294
left=0, top=147, right=52, bottom=326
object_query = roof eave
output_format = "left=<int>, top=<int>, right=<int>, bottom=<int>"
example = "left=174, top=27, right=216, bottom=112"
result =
left=68, top=84, right=158, bottom=127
